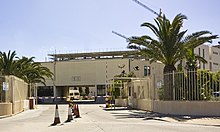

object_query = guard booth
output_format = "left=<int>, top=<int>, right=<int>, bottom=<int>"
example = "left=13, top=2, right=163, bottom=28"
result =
left=106, top=77, right=151, bottom=109
left=127, top=78, right=152, bottom=110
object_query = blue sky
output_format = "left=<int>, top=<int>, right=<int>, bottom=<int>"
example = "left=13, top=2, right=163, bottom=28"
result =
left=0, top=0, right=220, bottom=61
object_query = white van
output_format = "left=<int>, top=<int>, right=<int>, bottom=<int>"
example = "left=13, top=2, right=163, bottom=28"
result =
left=69, top=90, right=80, bottom=100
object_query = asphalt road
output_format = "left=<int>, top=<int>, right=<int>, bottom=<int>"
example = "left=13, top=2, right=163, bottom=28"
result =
left=0, top=104, right=219, bottom=132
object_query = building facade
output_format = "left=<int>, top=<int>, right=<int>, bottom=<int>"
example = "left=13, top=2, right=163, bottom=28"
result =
left=38, top=44, right=220, bottom=98
left=37, top=51, right=164, bottom=98
left=194, top=44, right=220, bottom=72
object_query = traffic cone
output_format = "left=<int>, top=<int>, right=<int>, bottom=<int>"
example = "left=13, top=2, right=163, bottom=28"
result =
left=75, top=104, right=80, bottom=118
left=52, top=104, right=61, bottom=125
left=69, top=101, right=74, bottom=114
left=66, top=104, right=73, bottom=122
left=73, top=104, right=77, bottom=116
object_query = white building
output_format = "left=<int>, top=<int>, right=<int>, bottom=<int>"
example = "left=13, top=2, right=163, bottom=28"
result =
left=194, top=44, right=220, bottom=72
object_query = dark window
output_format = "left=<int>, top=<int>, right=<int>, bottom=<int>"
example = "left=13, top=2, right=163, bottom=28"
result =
left=213, top=51, right=218, bottom=55
left=144, top=66, right=150, bottom=76
left=37, top=86, right=53, bottom=96
left=128, top=87, right=131, bottom=96
left=203, top=49, right=205, bottom=58
left=97, top=85, right=106, bottom=96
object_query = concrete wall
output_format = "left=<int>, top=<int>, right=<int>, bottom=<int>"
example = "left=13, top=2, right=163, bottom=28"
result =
left=0, top=103, right=12, bottom=116
left=0, top=76, right=29, bottom=116
left=115, top=99, right=128, bottom=107
left=0, top=100, right=29, bottom=116
left=12, top=100, right=24, bottom=115
left=136, top=99, right=153, bottom=111
left=128, top=99, right=220, bottom=116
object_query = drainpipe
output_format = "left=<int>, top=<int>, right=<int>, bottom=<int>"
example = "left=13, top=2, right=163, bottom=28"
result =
left=11, top=76, right=15, bottom=114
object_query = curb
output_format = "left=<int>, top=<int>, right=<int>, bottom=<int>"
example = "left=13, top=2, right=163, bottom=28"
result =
left=0, top=114, right=12, bottom=119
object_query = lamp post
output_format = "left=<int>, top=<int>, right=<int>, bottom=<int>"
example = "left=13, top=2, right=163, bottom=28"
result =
left=118, top=64, right=125, bottom=77
left=53, top=50, right=57, bottom=98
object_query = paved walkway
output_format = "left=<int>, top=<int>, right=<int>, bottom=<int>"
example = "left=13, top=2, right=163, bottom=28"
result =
left=0, top=104, right=220, bottom=132
left=104, top=106, right=220, bottom=127
left=1, top=105, right=220, bottom=127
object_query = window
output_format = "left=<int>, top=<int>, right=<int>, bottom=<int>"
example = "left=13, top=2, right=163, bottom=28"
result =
left=37, top=86, right=53, bottom=96
left=144, top=66, right=150, bottom=76
left=213, top=51, right=218, bottom=55
left=203, top=49, right=205, bottom=58
left=97, top=85, right=106, bottom=96
left=128, top=87, right=131, bottom=96
left=213, top=63, right=218, bottom=65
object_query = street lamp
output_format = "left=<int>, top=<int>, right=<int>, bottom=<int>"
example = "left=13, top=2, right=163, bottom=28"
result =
left=118, top=64, right=125, bottom=77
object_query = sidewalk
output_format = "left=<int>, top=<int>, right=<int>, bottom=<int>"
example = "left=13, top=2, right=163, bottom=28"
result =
left=103, top=106, right=220, bottom=127
left=176, top=117, right=220, bottom=126
left=0, top=114, right=12, bottom=119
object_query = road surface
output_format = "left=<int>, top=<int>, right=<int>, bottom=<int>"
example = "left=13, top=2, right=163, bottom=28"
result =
left=0, top=104, right=219, bottom=132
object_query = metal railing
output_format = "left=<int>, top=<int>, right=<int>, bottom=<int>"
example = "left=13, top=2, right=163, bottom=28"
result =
left=160, top=69, right=220, bottom=101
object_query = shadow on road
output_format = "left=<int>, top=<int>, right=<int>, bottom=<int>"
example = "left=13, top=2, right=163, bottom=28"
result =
left=103, top=107, right=220, bottom=125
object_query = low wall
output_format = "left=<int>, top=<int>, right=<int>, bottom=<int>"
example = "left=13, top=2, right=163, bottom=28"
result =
left=153, top=101, right=220, bottom=116
left=115, top=99, right=128, bottom=107
left=0, top=103, right=12, bottom=116
left=137, top=99, right=153, bottom=111
left=0, top=100, right=30, bottom=116
left=23, top=100, right=29, bottom=110
left=12, top=100, right=24, bottom=114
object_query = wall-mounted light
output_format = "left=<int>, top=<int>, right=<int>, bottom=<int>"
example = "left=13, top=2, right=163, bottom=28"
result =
left=118, top=64, right=125, bottom=69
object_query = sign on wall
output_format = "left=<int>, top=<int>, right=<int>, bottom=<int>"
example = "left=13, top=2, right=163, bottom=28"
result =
left=157, top=80, right=162, bottom=89
left=3, top=82, right=9, bottom=91
left=72, top=76, right=81, bottom=81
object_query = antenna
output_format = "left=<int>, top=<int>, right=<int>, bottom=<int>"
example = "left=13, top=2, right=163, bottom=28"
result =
left=132, top=0, right=162, bottom=17
left=112, top=31, right=129, bottom=42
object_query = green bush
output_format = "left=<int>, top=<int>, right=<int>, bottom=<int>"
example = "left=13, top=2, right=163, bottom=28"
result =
left=158, top=88, right=164, bottom=100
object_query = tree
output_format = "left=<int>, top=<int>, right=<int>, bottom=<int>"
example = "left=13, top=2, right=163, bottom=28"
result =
left=128, top=13, right=218, bottom=100
left=184, top=48, right=207, bottom=70
left=85, top=87, right=90, bottom=96
left=0, top=50, right=18, bottom=75
left=79, top=87, right=83, bottom=95
left=0, top=51, right=53, bottom=97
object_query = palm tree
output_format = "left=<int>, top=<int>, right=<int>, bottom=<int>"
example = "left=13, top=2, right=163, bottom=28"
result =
left=15, top=56, right=35, bottom=78
left=128, top=13, right=218, bottom=100
left=0, top=50, right=18, bottom=75
left=24, top=62, right=53, bottom=85
left=22, top=62, right=53, bottom=97
left=0, top=51, right=53, bottom=97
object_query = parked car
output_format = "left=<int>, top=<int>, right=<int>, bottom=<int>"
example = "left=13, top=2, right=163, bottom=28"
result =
left=69, top=90, right=80, bottom=100
left=213, top=92, right=220, bottom=97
